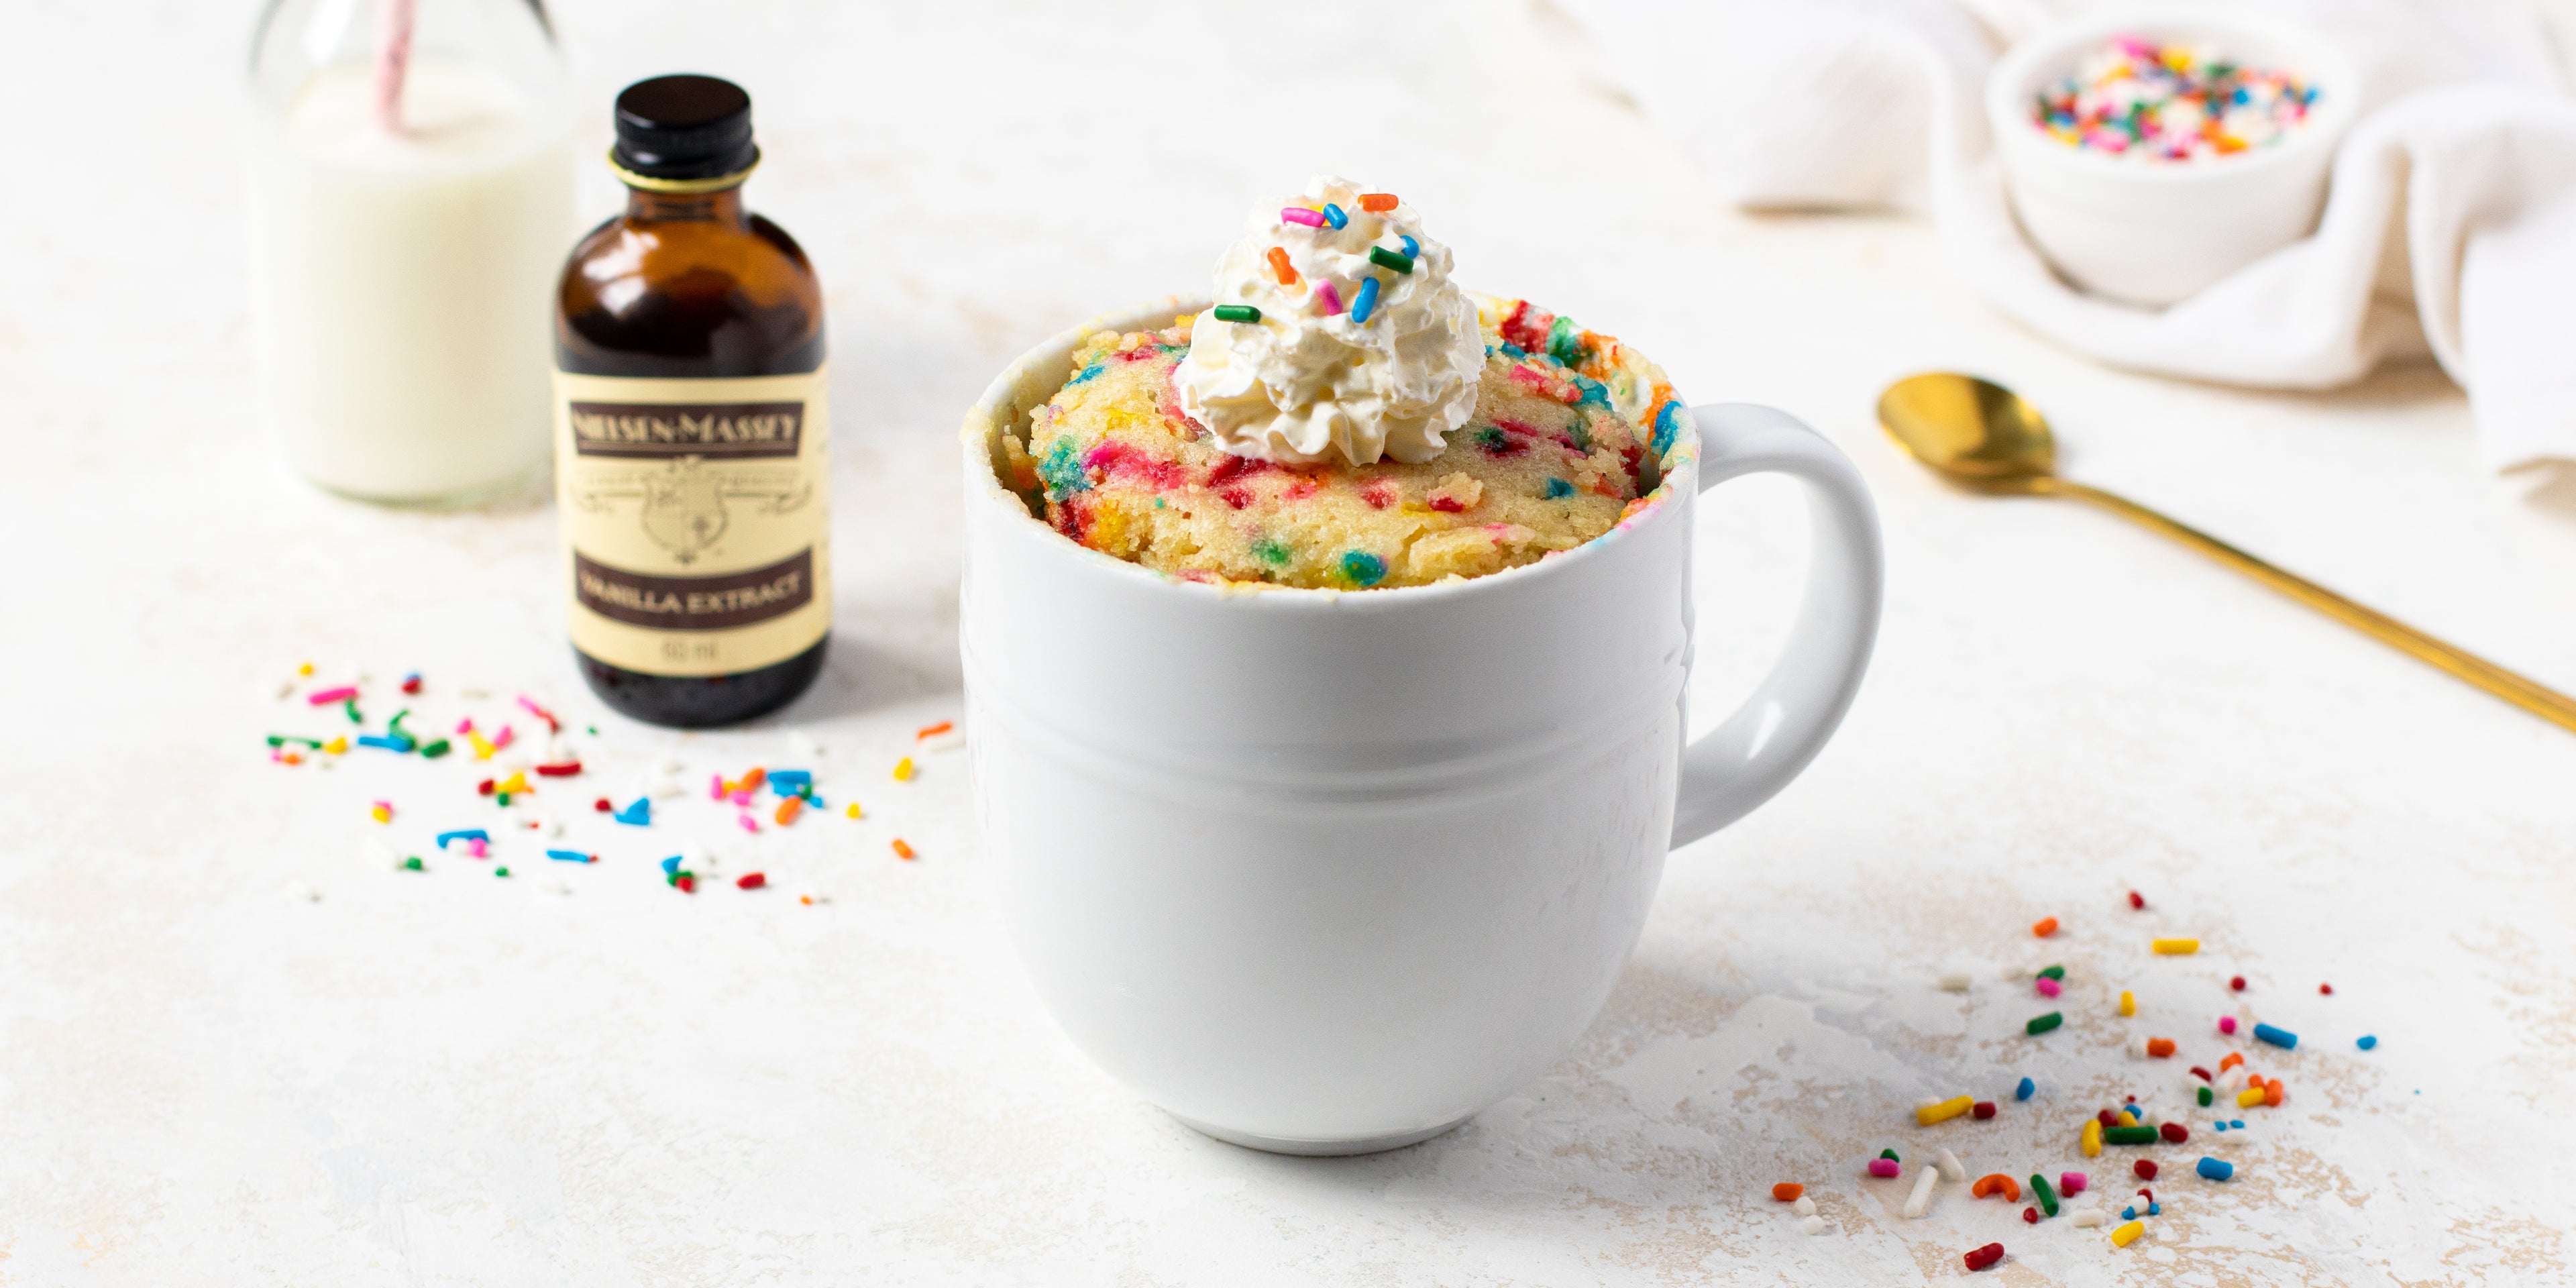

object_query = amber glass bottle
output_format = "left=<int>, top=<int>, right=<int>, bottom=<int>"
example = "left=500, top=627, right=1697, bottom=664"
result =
left=554, top=74, right=828, bottom=727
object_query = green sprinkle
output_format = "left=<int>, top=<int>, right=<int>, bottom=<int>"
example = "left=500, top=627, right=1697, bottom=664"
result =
left=2104, top=1125, right=2158, bottom=1146
left=1251, top=537, right=1292, bottom=567
left=2031, top=1173, right=2059, bottom=1217
left=419, top=739, right=451, bottom=759
left=586, top=726, right=598, bottom=735
left=1340, top=550, right=1387, bottom=587
left=1878, top=1148, right=1898, bottom=1161
left=1546, top=315, right=1588, bottom=366
left=2027, top=1011, right=2063, bottom=1035
left=266, top=735, right=323, bottom=749
left=1544, top=477, right=1575, bottom=499
left=1367, top=246, right=1415, bottom=274
left=2198, top=1085, right=2214, bottom=1106
left=495, top=794, right=511, bottom=807
left=1212, top=304, right=1261, bottom=323
left=494, top=867, right=511, bottom=878
left=2037, top=965, right=2065, bottom=980
left=401, top=856, right=424, bottom=872
left=1038, top=435, right=1091, bottom=500
left=343, top=698, right=362, bottom=724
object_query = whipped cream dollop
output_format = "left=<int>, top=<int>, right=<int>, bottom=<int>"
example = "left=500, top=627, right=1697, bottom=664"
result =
left=1174, top=176, right=1483, bottom=466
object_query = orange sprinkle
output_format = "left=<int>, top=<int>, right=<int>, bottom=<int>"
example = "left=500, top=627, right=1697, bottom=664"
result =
left=774, top=796, right=804, bottom=826
left=2218, top=1053, right=2245, bottom=1073
left=916, top=720, right=954, bottom=740
left=740, top=767, right=767, bottom=792
left=799, top=894, right=814, bottom=906
left=1358, top=193, right=1399, bottom=212
left=2146, top=1038, right=2176, bottom=1058
left=892, top=838, right=916, bottom=861
left=1971, top=1174, right=2022, bottom=1201
left=1772, top=1183, right=1804, bottom=1203
left=2265, top=1081, right=2285, bottom=1106
left=1267, top=246, right=1299, bottom=286
left=2246, top=1073, right=2267, bottom=1090
left=2033, top=916, right=2060, bottom=938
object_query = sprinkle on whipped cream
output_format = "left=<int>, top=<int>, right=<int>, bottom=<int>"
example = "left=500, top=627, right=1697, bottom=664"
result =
left=1174, top=176, right=1484, bottom=466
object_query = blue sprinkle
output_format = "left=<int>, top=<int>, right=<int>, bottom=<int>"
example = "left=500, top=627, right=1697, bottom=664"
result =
left=2357, top=1034, right=2378, bottom=1051
left=2253, top=1022, right=2298, bottom=1050
left=769, top=769, right=814, bottom=796
left=435, top=829, right=489, bottom=848
left=1068, top=360, right=1107, bottom=385
left=2213, top=1122, right=2226, bottom=1131
left=614, top=797, right=651, bottom=826
left=2197, top=1157, right=2235, bottom=1181
left=356, top=734, right=414, bottom=751
left=1350, top=276, right=1381, bottom=325
left=2122, top=1207, right=2137, bottom=1220
left=1569, top=374, right=1611, bottom=409
left=2230, top=1119, right=2244, bottom=1128
left=1322, top=203, right=1347, bottom=229
left=1399, top=233, right=1418, bottom=257
left=2147, top=1202, right=2161, bottom=1215
left=659, top=855, right=683, bottom=875
left=1340, top=550, right=1387, bottom=588
left=1650, top=400, right=1684, bottom=455
left=1038, top=436, right=1091, bottom=500
left=1544, top=477, right=1575, bottom=499
left=2015, top=1076, right=2035, bottom=1102
left=547, top=849, right=591, bottom=863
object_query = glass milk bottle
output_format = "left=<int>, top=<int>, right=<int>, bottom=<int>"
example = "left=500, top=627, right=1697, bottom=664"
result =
left=246, top=0, right=575, bottom=504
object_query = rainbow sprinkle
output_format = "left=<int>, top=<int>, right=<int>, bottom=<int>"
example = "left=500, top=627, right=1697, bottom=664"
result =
left=2035, top=36, right=2317, bottom=161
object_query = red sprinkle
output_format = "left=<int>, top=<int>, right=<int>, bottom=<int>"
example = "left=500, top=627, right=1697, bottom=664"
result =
left=400, top=675, right=423, bottom=695
left=736, top=872, right=765, bottom=890
left=1972, top=1102, right=1997, bottom=1120
left=2190, top=1065, right=2213, bottom=1082
left=594, top=798, right=613, bottom=812
left=2022, top=1207, right=2038, bottom=1224
left=1964, top=1243, right=2005, bottom=1272
left=2160, top=1122, right=2189, bottom=1143
left=2127, top=890, right=2145, bottom=910
left=2230, top=975, right=2247, bottom=991
left=2098, top=1108, right=2120, bottom=1128
left=2320, top=982, right=2334, bottom=995
left=2136, top=1187, right=2155, bottom=1203
left=476, top=779, right=496, bottom=796
left=675, top=874, right=696, bottom=893
left=535, top=761, right=583, bottom=777
left=1428, top=496, right=1466, bottom=513
left=2134, top=1160, right=2158, bottom=1181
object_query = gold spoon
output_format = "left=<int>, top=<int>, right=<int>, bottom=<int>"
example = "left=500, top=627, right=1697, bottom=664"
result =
left=1877, top=372, right=2576, bottom=735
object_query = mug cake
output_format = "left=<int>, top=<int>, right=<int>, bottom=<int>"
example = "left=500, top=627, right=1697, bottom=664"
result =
left=996, top=177, right=1690, bottom=590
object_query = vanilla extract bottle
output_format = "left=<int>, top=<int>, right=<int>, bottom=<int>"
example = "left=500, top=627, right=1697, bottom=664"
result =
left=554, top=74, right=828, bottom=727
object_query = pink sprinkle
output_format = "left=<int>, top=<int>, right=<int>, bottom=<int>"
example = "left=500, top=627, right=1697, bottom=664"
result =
left=306, top=686, right=358, bottom=705
left=2035, top=977, right=2062, bottom=998
left=730, top=789, right=755, bottom=806
left=516, top=694, right=561, bottom=732
left=1280, top=207, right=1325, bottom=227
left=709, top=774, right=727, bottom=800
left=1867, top=1158, right=1902, bottom=1179
left=2218, top=1016, right=2239, bottom=1035
left=468, top=838, right=488, bottom=859
left=455, top=717, right=476, bottom=734
left=2060, top=1172, right=2088, bottom=1195
left=737, top=813, right=760, bottom=834
left=1316, top=281, right=1344, bottom=315
left=490, top=725, right=515, bottom=750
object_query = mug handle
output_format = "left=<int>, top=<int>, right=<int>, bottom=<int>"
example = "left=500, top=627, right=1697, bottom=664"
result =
left=1670, top=404, right=1886, bottom=847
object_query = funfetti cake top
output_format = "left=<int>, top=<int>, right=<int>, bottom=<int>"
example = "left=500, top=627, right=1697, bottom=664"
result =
left=1173, top=176, right=1485, bottom=467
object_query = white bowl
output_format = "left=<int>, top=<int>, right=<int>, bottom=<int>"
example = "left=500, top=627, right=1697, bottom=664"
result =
left=1986, top=5, right=2361, bottom=307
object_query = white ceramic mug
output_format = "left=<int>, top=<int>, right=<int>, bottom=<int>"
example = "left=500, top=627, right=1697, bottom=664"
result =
left=959, top=299, right=1883, bottom=1155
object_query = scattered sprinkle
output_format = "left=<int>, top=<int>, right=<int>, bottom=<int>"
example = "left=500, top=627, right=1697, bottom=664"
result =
left=2127, top=890, right=2145, bottom=910
left=1358, top=192, right=1398, bottom=212
left=2061, top=1171, right=2088, bottom=1195
left=2218, top=1015, right=2239, bottom=1034
left=1964, top=1242, right=2004, bottom=1272
left=1917, top=1095, right=1974, bottom=1126
left=2119, top=989, right=2136, bottom=1016
left=1936, top=1148, right=1966, bottom=1182
left=1316, top=281, right=1344, bottom=315
left=1320, top=202, right=1347, bottom=229
left=1772, top=1183, right=1803, bottom=1202
left=613, top=797, right=651, bottom=826
left=1904, top=1163, right=1939, bottom=1218
left=2318, top=982, right=2334, bottom=996
left=2357, top=1034, right=2378, bottom=1050
left=2231, top=975, right=2248, bottom=991
left=737, top=872, right=765, bottom=890
left=892, top=838, right=916, bottom=860
left=2016, top=1077, right=2035, bottom=1101
left=1212, top=305, right=1261, bottom=324
left=1972, top=1101, right=1997, bottom=1120
left=1972, top=1174, right=2020, bottom=1201
left=2147, top=1037, right=2176, bottom=1058
left=1868, top=1158, right=1901, bottom=1179
left=2197, top=1157, right=2235, bottom=1181
left=845, top=802, right=865, bottom=819
left=892, top=757, right=916, bottom=782
left=2081, top=1120, right=2102, bottom=1158
left=1350, top=276, right=1381, bottom=325
left=2027, top=1012, right=2063, bottom=1036
left=2253, top=1022, right=2298, bottom=1050
left=2033, top=916, right=2059, bottom=938
left=307, top=686, right=358, bottom=706
left=2035, top=977, right=2062, bottom=998
left=2031, top=1173, right=2059, bottom=1218
left=400, top=856, right=423, bottom=871
left=1267, top=246, right=1299, bottom=286
left=2112, top=1219, right=2145, bottom=1248
left=1281, top=207, right=1325, bottom=228
left=2152, top=938, right=2199, bottom=955
left=547, top=849, right=594, bottom=863
left=1368, top=245, right=1415, bottom=274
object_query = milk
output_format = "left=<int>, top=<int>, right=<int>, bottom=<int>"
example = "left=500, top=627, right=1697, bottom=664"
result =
left=247, top=57, right=573, bottom=503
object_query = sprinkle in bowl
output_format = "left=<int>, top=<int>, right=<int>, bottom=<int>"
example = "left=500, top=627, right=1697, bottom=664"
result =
left=1986, top=5, right=2360, bottom=307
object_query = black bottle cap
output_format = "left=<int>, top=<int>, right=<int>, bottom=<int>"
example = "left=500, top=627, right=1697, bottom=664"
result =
left=612, top=74, right=759, bottom=182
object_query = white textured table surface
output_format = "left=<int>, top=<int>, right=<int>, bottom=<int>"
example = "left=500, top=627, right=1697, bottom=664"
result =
left=6, top=3, right=2576, bottom=1284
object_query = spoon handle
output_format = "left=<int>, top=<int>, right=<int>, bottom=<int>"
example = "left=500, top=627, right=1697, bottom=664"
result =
left=2047, top=478, right=2576, bottom=735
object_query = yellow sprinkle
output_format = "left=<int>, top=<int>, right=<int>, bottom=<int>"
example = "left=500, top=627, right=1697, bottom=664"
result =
left=2238, top=1086, right=2267, bottom=1108
left=2112, top=1219, right=2145, bottom=1248
left=324, top=737, right=350, bottom=755
left=297, top=661, right=315, bottom=676
left=1916, top=1095, right=1974, bottom=1126
left=2118, top=989, right=2136, bottom=1017
left=494, top=771, right=529, bottom=796
left=892, top=757, right=916, bottom=782
left=2081, top=1120, right=2102, bottom=1158
left=468, top=730, right=498, bottom=761
left=370, top=805, right=392, bottom=824
left=844, top=802, right=864, bottom=819
left=2151, top=938, right=2199, bottom=955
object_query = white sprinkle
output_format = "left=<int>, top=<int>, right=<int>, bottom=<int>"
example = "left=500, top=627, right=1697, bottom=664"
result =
left=2128, top=1035, right=2149, bottom=1059
left=2072, top=1208, right=2106, bottom=1228
left=1799, top=1215, right=1825, bottom=1236
left=1903, top=1163, right=1939, bottom=1218
left=282, top=879, right=320, bottom=903
left=1793, top=1195, right=1816, bottom=1216
left=1937, top=970, right=1973, bottom=992
left=1936, top=1147, right=1967, bottom=1183
left=787, top=731, right=822, bottom=759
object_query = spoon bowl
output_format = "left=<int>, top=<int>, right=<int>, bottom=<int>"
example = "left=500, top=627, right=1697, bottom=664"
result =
left=1876, top=372, right=2058, bottom=488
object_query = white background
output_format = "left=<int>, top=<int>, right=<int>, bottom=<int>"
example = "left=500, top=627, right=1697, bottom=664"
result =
left=3, top=1, right=2573, bottom=1283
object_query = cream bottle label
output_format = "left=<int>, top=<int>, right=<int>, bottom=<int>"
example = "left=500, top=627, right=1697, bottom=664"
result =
left=553, top=369, right=830, bottom=676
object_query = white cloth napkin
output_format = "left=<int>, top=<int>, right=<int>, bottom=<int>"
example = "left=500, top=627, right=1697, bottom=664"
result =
left=1556, top=0, right=2576, bottom=474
